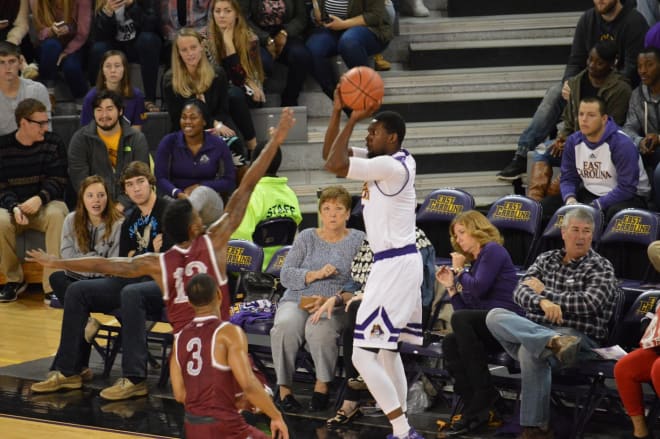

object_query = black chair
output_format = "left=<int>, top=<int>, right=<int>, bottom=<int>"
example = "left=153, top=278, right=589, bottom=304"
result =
left=416, top=188, right=475, bottom=265
left=226, top=239, right=265, bottom=302
left=252, top=217, right=298, bottom=247
left=487, top=195, right=542, bottom=269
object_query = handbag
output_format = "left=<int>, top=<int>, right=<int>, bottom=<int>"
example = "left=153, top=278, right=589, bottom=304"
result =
left=639, top=303, right=660, bottom=349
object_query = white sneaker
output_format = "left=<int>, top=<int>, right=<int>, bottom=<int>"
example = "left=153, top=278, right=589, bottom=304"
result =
left=408, top=0, right=430, bottom=16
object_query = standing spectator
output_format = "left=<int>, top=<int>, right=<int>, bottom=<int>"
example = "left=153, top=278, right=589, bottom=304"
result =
left=542, top=96, right=649, bottom=222
left=497, top=0, right=648, bottom=181
left=68, top=90, right=150, bottom=212
left=485, top=207, right=618, bottom=439
left=623, top=47, right=660, bottom=209
left=155, top=99, right=235, bottom=225
left=90, top=0, right=162, bottom=112
left=161, top=0, right=211, bottom=42
left=230, top=141, right=301, bottom=270
left=306, top=0, right=392, bottom=100
left=238, top=0, right=311, bottom=107
left=29, top=0, right=92, bottom=103
left=163, top=27, right=250, bottom=169
left=81, top=50, right=146, bottom=129
left=434, top=210, right=523, bottom=435
left=270, top=185, right=364, bottom=413
left=0, top=41, right=51, bottom=135
left=49, top=175, right=123, bottom=308
left=0, top=98, right=68, bottom=302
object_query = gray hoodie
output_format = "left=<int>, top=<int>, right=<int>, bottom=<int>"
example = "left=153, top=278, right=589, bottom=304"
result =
left=622, top=84, right=660, bottom=149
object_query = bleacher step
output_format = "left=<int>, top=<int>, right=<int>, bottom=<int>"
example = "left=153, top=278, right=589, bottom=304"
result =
left=445, top=0, right=592, bottom=17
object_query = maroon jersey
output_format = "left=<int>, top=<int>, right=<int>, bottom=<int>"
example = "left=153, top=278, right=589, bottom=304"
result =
left=175, top=317, right=267, bottom=439
left=160, top=234, right=230, bottom=332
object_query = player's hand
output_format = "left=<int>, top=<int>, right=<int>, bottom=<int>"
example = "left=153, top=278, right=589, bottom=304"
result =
left=561, top=80, right=570, bottom=101
left=522, top=276, right=545, bottom=294
left=270, top=417, right=289, bottom=439
left=19, top=196, right=42, bottom=215
left=332, top=85, right=345, bottom=112
left=549, top=138, right=565, bottom=157
left=271, top=107, right=296, bottom=145
left=540, top=299, right=563, bottom=325
left=25, top=249, right=59, bottom=267
left=348, top=100, right=381, bottom=122
left=310, top=295, right=336, bottom=323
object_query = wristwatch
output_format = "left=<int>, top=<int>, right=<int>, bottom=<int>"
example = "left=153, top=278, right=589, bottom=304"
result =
left=266, top=37, right=275, bottom=46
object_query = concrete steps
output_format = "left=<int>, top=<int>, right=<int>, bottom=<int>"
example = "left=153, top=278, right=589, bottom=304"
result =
left=445, top=0, right=592, bottom=17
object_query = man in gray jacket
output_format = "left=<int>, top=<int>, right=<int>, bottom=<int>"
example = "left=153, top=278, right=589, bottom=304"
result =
left=622, top=46, right=660, bottom=208
left=68, top=90, right=150, bottom=212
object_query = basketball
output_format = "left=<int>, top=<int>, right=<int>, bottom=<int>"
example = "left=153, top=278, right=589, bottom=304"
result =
left=339, top=66, right=385, bottom=111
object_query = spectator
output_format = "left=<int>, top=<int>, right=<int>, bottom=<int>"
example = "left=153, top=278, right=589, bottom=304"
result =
left=0, top=98, right=68, bottom=302
left=528, top=41, right=632, bottom=201
left=271, top=185, right=365, bottom=413
left=1, top=0, right=29, bottom=46
left=161, top=0, right=211, bottom=42
left=434, top=210, right=523, bottom=434
left=90, top=0, right=162, bottom=112
left=208, top=0, right=266, bottom=114
left=312, top=227, right=435, bottom=429
left=623, top=46, right=660, bottom=210
left=30, top=161, right=172, bottom=399
left=230, top=141, right=302, bottom=270
left=0, top=41, right=51, bottom=135
left=542, top=96, right=649, bottom=222
left=306, top=0, right=392, bottom=100
left=81, top=50, right=146, bottom=129
left=170, top=273, right=289, bottom=439
left=154, top=99, right=235, bottom=225
left=163, top=28, right=251, bottom=168
left=485, top=207, right=618, bottom=439
left=29, top=0, right=92, bottom=103
left=497, top=0, right=648, bottom=181
left=49, top=175, right=123, bottom=308
left=68, top=89, right=150, bottom=212
left=638, top=0, right=660, bottom=26
left=239, top=0, right=311, bottom=106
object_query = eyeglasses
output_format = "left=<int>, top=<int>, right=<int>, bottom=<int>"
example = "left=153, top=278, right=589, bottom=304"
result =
left=25, top=118, right=50, bottom=128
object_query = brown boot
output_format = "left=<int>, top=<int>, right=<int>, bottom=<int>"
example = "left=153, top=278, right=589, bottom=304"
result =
left=546, top=174, right=561, bottom=197
left=527, top=161, right=552, bottom=201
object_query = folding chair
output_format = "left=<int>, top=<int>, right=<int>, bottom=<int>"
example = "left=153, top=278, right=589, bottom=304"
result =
left=416, top=188, right=475, bottom=265
left=226, top=239, right=265, bottom=302
left=487, top=195, right=542, bottom=269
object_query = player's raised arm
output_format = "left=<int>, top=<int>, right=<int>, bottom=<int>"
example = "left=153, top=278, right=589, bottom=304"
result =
left=207, top=108, right=296, bottom=249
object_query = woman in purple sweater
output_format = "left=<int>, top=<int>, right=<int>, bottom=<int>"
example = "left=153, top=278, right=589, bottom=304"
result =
left=436, top=210, right=522, bottom=435
left=154, top=99, right=236, bottom=225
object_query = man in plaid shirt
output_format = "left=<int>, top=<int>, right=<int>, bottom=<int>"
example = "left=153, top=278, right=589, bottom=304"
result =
left=485, top=207, right=618, bottom=439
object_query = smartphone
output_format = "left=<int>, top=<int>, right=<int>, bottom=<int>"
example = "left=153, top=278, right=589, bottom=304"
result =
left=54, top=21, right=66, bottom=28
left=0, top=20, right=9, bottom=25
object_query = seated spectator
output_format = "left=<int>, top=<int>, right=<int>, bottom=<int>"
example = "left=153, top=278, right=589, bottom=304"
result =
left=154, top=98, right=235, bottom=225
left=161, top=0, right=211, bottom=42
left=170, top=273, right=289, bottom=439
left=0, top=98, right=68, bottom=303
left=305, top=0, right=392, bottom=101
left=90, top=0, right=162, bottom=112
left=68, top=90, right=150, bottom=212
left=270, top=185, right=365, bottom=413
left=1, top=0, right=32, bottom=55
left=31, top=161, right=172, bottom=399
left=638, top=0, right=660, bottom=27
left=81, top=50, right=146, bottom=129
left=0, top=41, right=51, bottom=135
left=29, top=0, right=91, bottom=103
left=163, top=28, right=250, bottom=169
left=239, top=0, right=311, bottom=107
left=49, top=175, right=123, bottom=308
left=623, top=47, right=660, bottom=210
left=434, top=210, right=523, bottom=434
left=541, top=96, right=649, bottom=222
left=311, top=227, right=435, bottom=429
left=230, top=141, right=301, bottom=270
left=528, top=41, right=632, bottom=201
left=497, top=0, right=648, bottom=181
left=485, top=207, right=618, bottom=439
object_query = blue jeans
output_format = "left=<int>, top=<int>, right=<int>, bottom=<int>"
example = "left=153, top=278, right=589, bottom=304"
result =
left=485, top=308, right=596, bottom=428
left=306, top=26, right=387, bottom=98
left=532, top=140, right=562, bottom=167
left=120, top=281, right=164, bottom=380
left=260, top=37, right=312, bottom=106
left=515, top=82, right=566, bottom=158
left=39, top=38, right=88, bottom=98
left=89, top=31, right=163, bottom=101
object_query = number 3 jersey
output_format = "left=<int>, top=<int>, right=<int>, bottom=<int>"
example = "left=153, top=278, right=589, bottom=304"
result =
left=160, top=235, right=230, bottom=333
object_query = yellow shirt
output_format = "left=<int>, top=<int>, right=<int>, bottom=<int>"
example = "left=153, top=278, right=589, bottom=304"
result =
left=97, top=129, right=121, bottom=169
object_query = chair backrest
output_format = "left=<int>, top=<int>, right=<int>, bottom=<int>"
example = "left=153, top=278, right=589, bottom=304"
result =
left=532, top=204, right=605, bottom=260
left=252, top=217, right=298, bottom=247
left=486, top=195, right=542, bottom=268
left=226, top=239, right=265, bottom=274
left=416, top=188, right=475, bottom=263
left=264, top=245, right=291, bottom=277
left=598, top=209, right=659, bottom=282
left=616, top=290, right=660, bottom=350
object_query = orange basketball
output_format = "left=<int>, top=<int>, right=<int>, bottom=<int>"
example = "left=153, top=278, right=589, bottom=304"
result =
left=339, top=66, right=385, bottom=111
